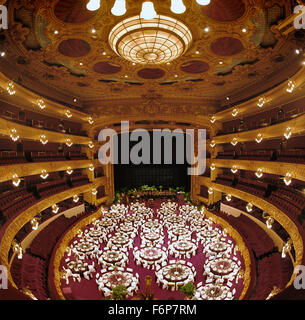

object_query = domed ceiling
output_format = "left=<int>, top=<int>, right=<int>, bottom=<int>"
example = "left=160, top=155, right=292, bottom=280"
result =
left=0, top=0, right=304, bottom=117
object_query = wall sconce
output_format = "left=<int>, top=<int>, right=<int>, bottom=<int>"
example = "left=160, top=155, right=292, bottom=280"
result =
left=232, top=108, right=239, bottom=117
left=246, top=203, right=253, bottom=212
left=30, top=218, right=39, bottom=231
left=255, top=168, right=263, bottom=178
left=141, top=1, right=158, bottom=19
left=12, top=174, right=21, bottom=187
left=210, top=116, right=216, bottom=124
left=210, top=140, right=216, bottom=148
left=286, top=80, right=295, bottom=93
left=89, top=164, right=95, bottom=172
left=10, top=128, right=19, bottom=142
left=87, top=0, right=100, bottom=11
left=284, top=127, right=292, bottom=140
left=266, top=216, right=274, bottom=229
left=210, top=163, right=216, bottom=171
left=281, top=240, right=291, bottom=258
left=111, top=0, right=126, bottom=16
left=7, top=81, right=16, bottom=95
left=12, top=241, right=23, bottom=259
left=37, top=99, right=46, bottom=110
left=92, top=188, right=98, bottom=195
left=208, top=187, right=214, bottom=195
left=40, top=135, right=48, bottom=145
left=284, top=172, right=292, bottom=186
left=66, top=167, right=73, bottom=175
left=65, top=110, right=72, bottom=118
left=257, top=97, right=265, bottom=108
left=226, top=194, right=232, bottom=202
left=65, top=138, right=73, bottom=147
left=52, top=204, right=59, bottom=214
left=88, top=117, right=94, bottom=125
left=40, top=170, right=49, bottom=180
left=73, top=195, right=79, bottom=203
left=255, top=133, right=263, bottom=144
left=231, top=138, right=238, bottom=146
left=231, top=165, right=238, bottom=174
left=88, top=141, right=95, bottom=149
left=196, top=0, right=211, bottom=5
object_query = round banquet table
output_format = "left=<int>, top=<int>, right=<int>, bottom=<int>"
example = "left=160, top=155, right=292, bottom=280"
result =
left=125, top=215, right=142, bottom=225
left=171, top=227, right=192, bottom=239
left=161, top=263, right=192, bottom=282
left=143, top=231, right=162, bottom=243
left=199, top=229, right=218, bottom=239
left=144, top=220, right=160, bottom=229
left=208, top=241, right=231, bottom=253
left=67, top=260, right=88, bottom=274
left=192, top=218, right=207, bottom=229
left=111, top=233, right=130, bottom=247
left=207, top=258, right=238, bottom=276
left=119, top=224, right=136, bottom=234
left=100, top=250, right=125, bottom=265
left=75, top=242, right=95, bottom=254
left=198, top=284, right=231, bottom=300
left=98, top=218, right=114, bottom=228
left=101, top=270, right=134, bottom=290
left=88, top=229, right=104, bottom=239
left=139, top=247, right=164, bottom=262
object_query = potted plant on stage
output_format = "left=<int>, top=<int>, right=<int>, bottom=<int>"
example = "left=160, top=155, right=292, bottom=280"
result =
left=111, top=285, right=128, bottom=300
left=179, top=282, right=195, bottom=300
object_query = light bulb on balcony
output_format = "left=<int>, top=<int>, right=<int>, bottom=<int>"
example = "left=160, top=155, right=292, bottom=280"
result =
left=231, top=138, right=238, bottom=146
left=88, top=141, right=94, bottom=149
left=12, top=174, right=21, bottom=187
left=73, top=195, right=79, bottom=203
left=255, top=168, right=263, bottom=178
left=232, top=108, right=239, bottom=117
left=226, top=194, right=232, bottom=202
left=92, top=188, right=98, bottom=195
left=89, top=164, right=95, bottom=171
left=196, top=0, right=210, bottom=5
left=88, top=117, right=94, bottom=125
left=284, top=127, right=292, bottom=140
left=86, top=0, right=100, bottom=11
left=210, top=163, right=216, bottom=171
left=231, top=165, right=238, bottom=174
left=208, top=187, right=214, bottom=195
left=13, top=242, right=23, bottom=260
left=246, top=203, right=253, bottom=213
left=257, top=97, right=265, bottom=108
left=284, top=172, right=292, bottom=186
left=111, top=0, right=126, bottom=16
left=286, top=80, right=295, bottom=93
left=140, top=1, right=157, bottom=19
left=30, top=218, right=39, bottom=231
left=281, top=241, right=291, bottom=258
left=66, top=138, right=73, bottom=147
left=10, top=129, right=19, bottom=142
left=52, top=204, right=59, bottom=214
left=255, top=133, right=263, bottom=144
left=171, top=0, right=186, bottom=14
left=65, top=110, right=72, bottom=118
left=40, top=170, right=49, bottom=180
left=40, top=135, right=48, bottom=145
left=7, top=81, right=16, bottom=95
left=266, top=216, right=274, bottom=229
left=66, top=167, right=73, bottom=175
left=210, top=116, right=216, bottom=123
left=37, top=99, right=46, bottom=110
left=210, top=140, right=216, bottom=148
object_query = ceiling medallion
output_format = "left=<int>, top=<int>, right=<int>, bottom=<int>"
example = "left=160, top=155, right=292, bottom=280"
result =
left=109, top=15, right=192, bottom=65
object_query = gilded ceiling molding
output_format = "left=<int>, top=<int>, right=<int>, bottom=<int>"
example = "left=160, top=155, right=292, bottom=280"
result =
left=212, top=159, right=305, bottom=183
left=212, top=112, right=305, bottom=145
left=196, top=177, right=304, bottom=287
left=0, top=117, right=91, bottom=145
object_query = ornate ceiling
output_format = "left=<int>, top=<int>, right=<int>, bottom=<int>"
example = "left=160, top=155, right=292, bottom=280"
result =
left=0, top=0, right=304, bottom=117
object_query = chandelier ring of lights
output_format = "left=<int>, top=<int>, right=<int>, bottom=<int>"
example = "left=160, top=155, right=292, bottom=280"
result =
left=109, top=15, right=192, bottom=65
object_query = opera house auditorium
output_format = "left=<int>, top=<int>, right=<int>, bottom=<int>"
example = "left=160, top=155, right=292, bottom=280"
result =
left=0, top=0, right=305, bottom=301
